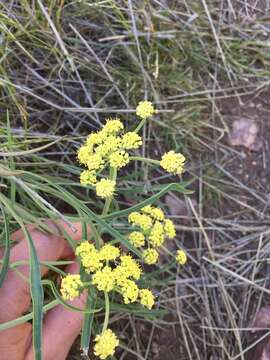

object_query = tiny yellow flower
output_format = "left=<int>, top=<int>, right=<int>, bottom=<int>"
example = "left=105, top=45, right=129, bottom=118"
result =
left=160, top=150, right=186, bottom=174
left=128, top=212, right=152, bottom=231
left=76, top=241, right=95, bottom=256
left=149, top=221, right=165, bottom=247
left=60, top=274, right=83, bottom=301
left=120, top=255, right=142, bottom=280
left=86, top=132, right=106, bottom=146
left=129, top=231, right=145, bottom=248
left=77, top=145, right=91, bottom=165
left=80, top=170, right=97, bottom=185
left=76, top=242, right=102, bottom=273
left=99, top=244, right=120, bottom=261
left=121, top=132, right=142, bottom=149
left=94, top=329, right=119, bottom=359
left=164, top=219, right=176, bottom=238
left=150, top=207, right=165, bottom=221
left=142, top=205, right=165, bottom=221
left=141, top=205, right=153, bottom=214
left=136, top=101, right=156, bottom=119
left=176, top=249, right=187, bottom=265
left=96, top=178, right=116, bottom=198
left=128, top=211, right=140, bottom=223
left=120, top=279, right=139, bottom=304
left=103, top=118, right=124, bottom=134
left=92, top=266, right=115, bottom=292
left=109, top=150, right=129, bottom=168
left=142, top=248, right=159, bottom=265
left=95, top=135, right=121, bottom=157
left=113, top=265, right=128, bottom=286
left=139, top=289, right=155, bottom=309
left=87, top=153, right=104, bottom=171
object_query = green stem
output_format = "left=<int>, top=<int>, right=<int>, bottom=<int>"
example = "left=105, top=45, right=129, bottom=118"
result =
left=129, top=156, right=160, bottom=165
left=134, top=117, right=146, bottom=133
left=102, top=292, right=110, bottom=334
left=101, top=167, right=117, bottom=216
left=161, top=245, right=175, bottom=258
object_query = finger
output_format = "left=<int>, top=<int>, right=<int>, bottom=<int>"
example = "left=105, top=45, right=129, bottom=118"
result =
left=0, top=222, right=89, bottom=322
left=0, top=230, right=65, bottom=323
left=0, top=322, right=32, bottom=360
left=9, top=220, right=90, bottom=258
left=26, top=262, right=88, bottom=360
left=10, top=220, right=90, bottom=245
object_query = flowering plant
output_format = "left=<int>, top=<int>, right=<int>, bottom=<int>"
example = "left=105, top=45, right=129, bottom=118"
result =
left=60, top=101, right=187, bottom=359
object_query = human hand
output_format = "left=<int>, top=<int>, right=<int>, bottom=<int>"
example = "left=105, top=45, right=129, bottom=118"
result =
left=0, top=221, right=88, bottom=360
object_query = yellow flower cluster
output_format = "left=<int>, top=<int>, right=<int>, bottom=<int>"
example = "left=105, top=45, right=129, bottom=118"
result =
left=75, top=241, right=102, bottom=273
left=77, top=118, right=143, bottom=198
left=176, top=249, right=187, bottom=265
left=94, top=329, right=119, bottom=359
left=160, top=150, right=186, bottom=175
left=139, top=289, right=155, bottom=309
left=96, top=179, right=116, bottom=199
left=136, top=100, right=156, bottom=119
left=60, top=274, right=83, bottom=301
left=128, top=205, right=176, bottom=264
left=75, top=241, right=154, bottom=308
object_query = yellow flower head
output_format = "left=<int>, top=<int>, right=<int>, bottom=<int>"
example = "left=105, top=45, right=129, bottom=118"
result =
left=129, top=231, right=145, bottom=248
left=96, top=178, right=116, bottom=198
left=128, top=212, right=152, bottom=231
left=76, top=242, right=102, bottom=273
left=94, top=329, right=119, bottom=359
left=87, top=153, right=104, bottom=171
left=60, top=274, right=83, bottom=301
left=77, top=145, right=91, bottom=165
left=113, top=265, right=129, bottom=287
left=92, top=266, right=115, bottom=292
left=121, top=132, right=142, bottom=150
left=103, top=118, right=124, bottom=134
left=150, top=208, right=165, bottom=221
left=99, top=244, right=120, bottom=261
left=176, top=249, right=187, bottom=265
left=139, top=289, right=155, bottom=309
left=86, top=132, right=106, bottom=147
left=120, top=279, right=139, bottom=304
left=136, top=101, right=156, bottom=119
left=80, top=170, right=97, bottom=186
left=76, top=241, right=96, bottom=257
left=109, top=150, right=129, bottom=168
left=149, top=221, right=165, bottom=247
left=160, top=150, right=186, bottom=175
left=95, top=135, right=121, bottom=157
left=142, top=248, right=159, bottom=265
left=164, top=219, right=176, bottom=238
left=142, top=205, right=165, bottom=221
left=141, top=205, right=153, bottom=214
left=120, top=255, right=142, bottom=280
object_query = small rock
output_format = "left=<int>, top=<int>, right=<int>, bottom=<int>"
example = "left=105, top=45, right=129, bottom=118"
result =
left=228, top=118, right=263, bottom=151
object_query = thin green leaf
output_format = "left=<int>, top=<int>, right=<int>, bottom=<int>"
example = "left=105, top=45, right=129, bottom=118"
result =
left=0, top=205, right=10, bottom=287
left=81, top=287, right=97, bottom=355
left=103, top=182, right=191, bottom=220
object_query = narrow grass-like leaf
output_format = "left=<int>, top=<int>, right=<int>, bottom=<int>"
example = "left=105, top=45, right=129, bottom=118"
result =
left=103, top=182, right=191, bottom=220
left=0, top=205, right=10, bottom=287
left=81, top=287, right=97, bottom=355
